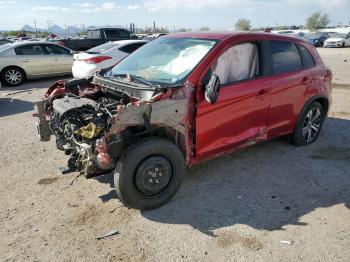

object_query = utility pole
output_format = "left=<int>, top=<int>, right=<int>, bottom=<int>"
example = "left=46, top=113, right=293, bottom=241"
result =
left=33, top=18, right=38, bottom=37
left=46, top=20, right=53, bottom=33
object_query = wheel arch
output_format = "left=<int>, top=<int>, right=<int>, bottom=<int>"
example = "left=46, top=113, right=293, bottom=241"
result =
left=1, top=65, right=27, bottom=80
left=296, top=95, right=330, bottom=125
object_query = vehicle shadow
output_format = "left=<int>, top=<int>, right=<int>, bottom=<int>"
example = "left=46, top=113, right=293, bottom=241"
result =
left=0, top=98, right=33, bottom=117
left=138, top=117, right=350, bottom=236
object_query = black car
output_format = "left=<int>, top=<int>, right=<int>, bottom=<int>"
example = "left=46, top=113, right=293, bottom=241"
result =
left=56, top=28, right=131, bottom=51
left=304, top=32, right=330, bottom=47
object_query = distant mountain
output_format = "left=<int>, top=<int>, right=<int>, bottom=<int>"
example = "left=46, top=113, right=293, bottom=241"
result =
left=15, top=24, right=128, bottom=36
left=22, top=24, right=36, bottom=32
left=48, top=25, right=65, bottom=35
left=67, top=26, right=84, bottom=34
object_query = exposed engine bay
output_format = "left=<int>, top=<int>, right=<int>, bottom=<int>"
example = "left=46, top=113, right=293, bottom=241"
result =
left=34, top=75, right=189, bottom=177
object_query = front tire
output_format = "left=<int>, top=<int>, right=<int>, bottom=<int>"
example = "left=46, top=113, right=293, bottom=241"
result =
left=1, top=67, right=25, bottom=86
left=290, top=101, right=325, bottom=146
left=114, top=137, right=185, bottom=210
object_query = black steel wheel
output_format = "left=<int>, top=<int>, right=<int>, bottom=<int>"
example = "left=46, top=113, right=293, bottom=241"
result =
left=135, top=156, right=173, bottom=196
left=114, top=137, right=185, bottom=210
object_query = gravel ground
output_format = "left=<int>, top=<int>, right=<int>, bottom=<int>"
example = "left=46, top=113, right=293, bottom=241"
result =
left=0, top=48, right=350, bottom=262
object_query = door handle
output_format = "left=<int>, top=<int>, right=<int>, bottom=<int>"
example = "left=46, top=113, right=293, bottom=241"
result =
left=22, top=59, right=29, bottom=62
left=256, top=88, right=269, bottom=96
left=52, top=58, right=59, bottom=61
left=301, top=77, right=311, bottom=84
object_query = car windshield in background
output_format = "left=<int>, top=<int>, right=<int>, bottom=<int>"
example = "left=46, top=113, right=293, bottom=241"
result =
left=87, top=42, right=119, bottom=53
left=331, top=34, right=346, bottom=38
left=110, top=37, right=217, bottom=85
left=305, top=33, right=322, bottom=38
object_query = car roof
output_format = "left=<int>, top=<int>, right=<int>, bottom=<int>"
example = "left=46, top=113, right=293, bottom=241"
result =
left=6, top=41, right=72, bottom=50
left=111, top=40, right=148, bottom=46
left=88, top=27, right=129, bottom=31
left=9, top=41, right=63, bottom=46
left=167, top=31, right=308, bottom=44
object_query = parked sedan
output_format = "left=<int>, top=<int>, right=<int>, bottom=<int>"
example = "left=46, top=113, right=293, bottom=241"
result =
left=0, top=42, right=73, bottom=86
left=304, top=32, right=330, bottom=47
left=323, top=33, right=350, bottom=48
left=72, top=40, right=148, bottom=78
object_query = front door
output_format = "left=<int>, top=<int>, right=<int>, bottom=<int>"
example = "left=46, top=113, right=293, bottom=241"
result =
left=14, top=44, right=52, bottom=76
left=43, top=44, right=73, bottom=74
left=196, top=41, right=271, bottom=161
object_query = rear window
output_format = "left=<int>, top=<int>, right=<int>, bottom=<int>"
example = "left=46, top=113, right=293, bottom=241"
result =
left=87, top=42, right=119, bottom=53
left=297, top=45, right=315, bottom=69
left=271, top=41, right=302, bottom=74
left=119, top=42, right=146, bottom=54
left=104, top=29, right=130, bottom=39
left=0, top=43, right=12, bottom=53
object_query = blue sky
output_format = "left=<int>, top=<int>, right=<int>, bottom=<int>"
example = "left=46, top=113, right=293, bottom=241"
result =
left=0, top=0, right=349, bottom=30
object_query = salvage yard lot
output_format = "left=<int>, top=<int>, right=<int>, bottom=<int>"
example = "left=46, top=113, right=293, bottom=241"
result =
left=1, top=48, right=350, bottom=262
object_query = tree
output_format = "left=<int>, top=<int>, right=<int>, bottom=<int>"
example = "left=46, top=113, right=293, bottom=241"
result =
left=235, top=19, right=251, bottom=31
left=179, top=28, right=191, bottom=32
left=199, top=26, right=210, bottom=31
left=306, top=12, right=330, bottom=31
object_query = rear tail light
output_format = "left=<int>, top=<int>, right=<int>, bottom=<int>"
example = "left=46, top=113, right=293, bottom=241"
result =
left=59, top=40, right=65, bottom=46
left=83, top=56, right=112, bottom=64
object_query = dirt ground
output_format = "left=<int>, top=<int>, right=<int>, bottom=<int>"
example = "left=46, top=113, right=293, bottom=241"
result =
left=0, top=47, right=350, bottom=262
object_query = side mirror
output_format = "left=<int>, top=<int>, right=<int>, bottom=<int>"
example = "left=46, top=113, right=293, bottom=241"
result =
left=205, top=74, right=220, bottom=104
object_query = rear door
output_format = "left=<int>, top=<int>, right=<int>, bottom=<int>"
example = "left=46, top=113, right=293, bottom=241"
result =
left=266, top=40, right=314, bottom=138
left=14, top=44, right=52, bottom=76
left=44, top=44, right=73, bottom=74
left=196, top=41, right=271, bottom=160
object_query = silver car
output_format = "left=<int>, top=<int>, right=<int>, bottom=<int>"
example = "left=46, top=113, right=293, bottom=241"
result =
left=0, top=41, right=73, bottom=86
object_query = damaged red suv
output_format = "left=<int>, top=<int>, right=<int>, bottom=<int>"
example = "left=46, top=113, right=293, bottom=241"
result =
left=34, top=32, right=332, bottom=210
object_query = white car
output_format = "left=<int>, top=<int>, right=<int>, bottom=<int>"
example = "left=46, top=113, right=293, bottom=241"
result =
left=323, top=33, right=350, bottom=48
left=72, top=40, right=148, bottom=78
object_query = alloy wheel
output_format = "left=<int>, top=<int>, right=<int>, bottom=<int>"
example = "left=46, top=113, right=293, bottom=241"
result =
left=302, top=107, right=322, bottom=143
left=5, top=69, right=22, bottom=85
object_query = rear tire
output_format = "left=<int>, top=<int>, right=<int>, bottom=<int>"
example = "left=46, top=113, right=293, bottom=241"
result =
left=114, top=137, right=185, bottom=210
left=289, top=101, right=325, bottom=146
left=1, top=67, right=25, bottom=86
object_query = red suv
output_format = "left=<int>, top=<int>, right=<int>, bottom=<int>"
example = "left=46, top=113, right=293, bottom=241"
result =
left=34, top=32, right=332, bottom=210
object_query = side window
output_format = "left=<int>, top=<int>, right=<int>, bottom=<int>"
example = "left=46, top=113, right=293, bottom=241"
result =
left=14, top=45, right=45, bottom=55
left=119, top=43, right=145, bottom=54
left=89, top=30, right=101, bottom=39
left=104, top=29, right=130, bottom=39
left=45, top=44, right=70, bottom=55
left=271, top=41, right=302, bottom=74
left=297, top=45, right=315, bottom=69
left=213, top=42, right=260, bottom=85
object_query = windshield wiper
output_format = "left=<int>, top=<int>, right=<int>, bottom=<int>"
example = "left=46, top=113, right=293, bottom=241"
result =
left=112, top=73, right=156, bottom=88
